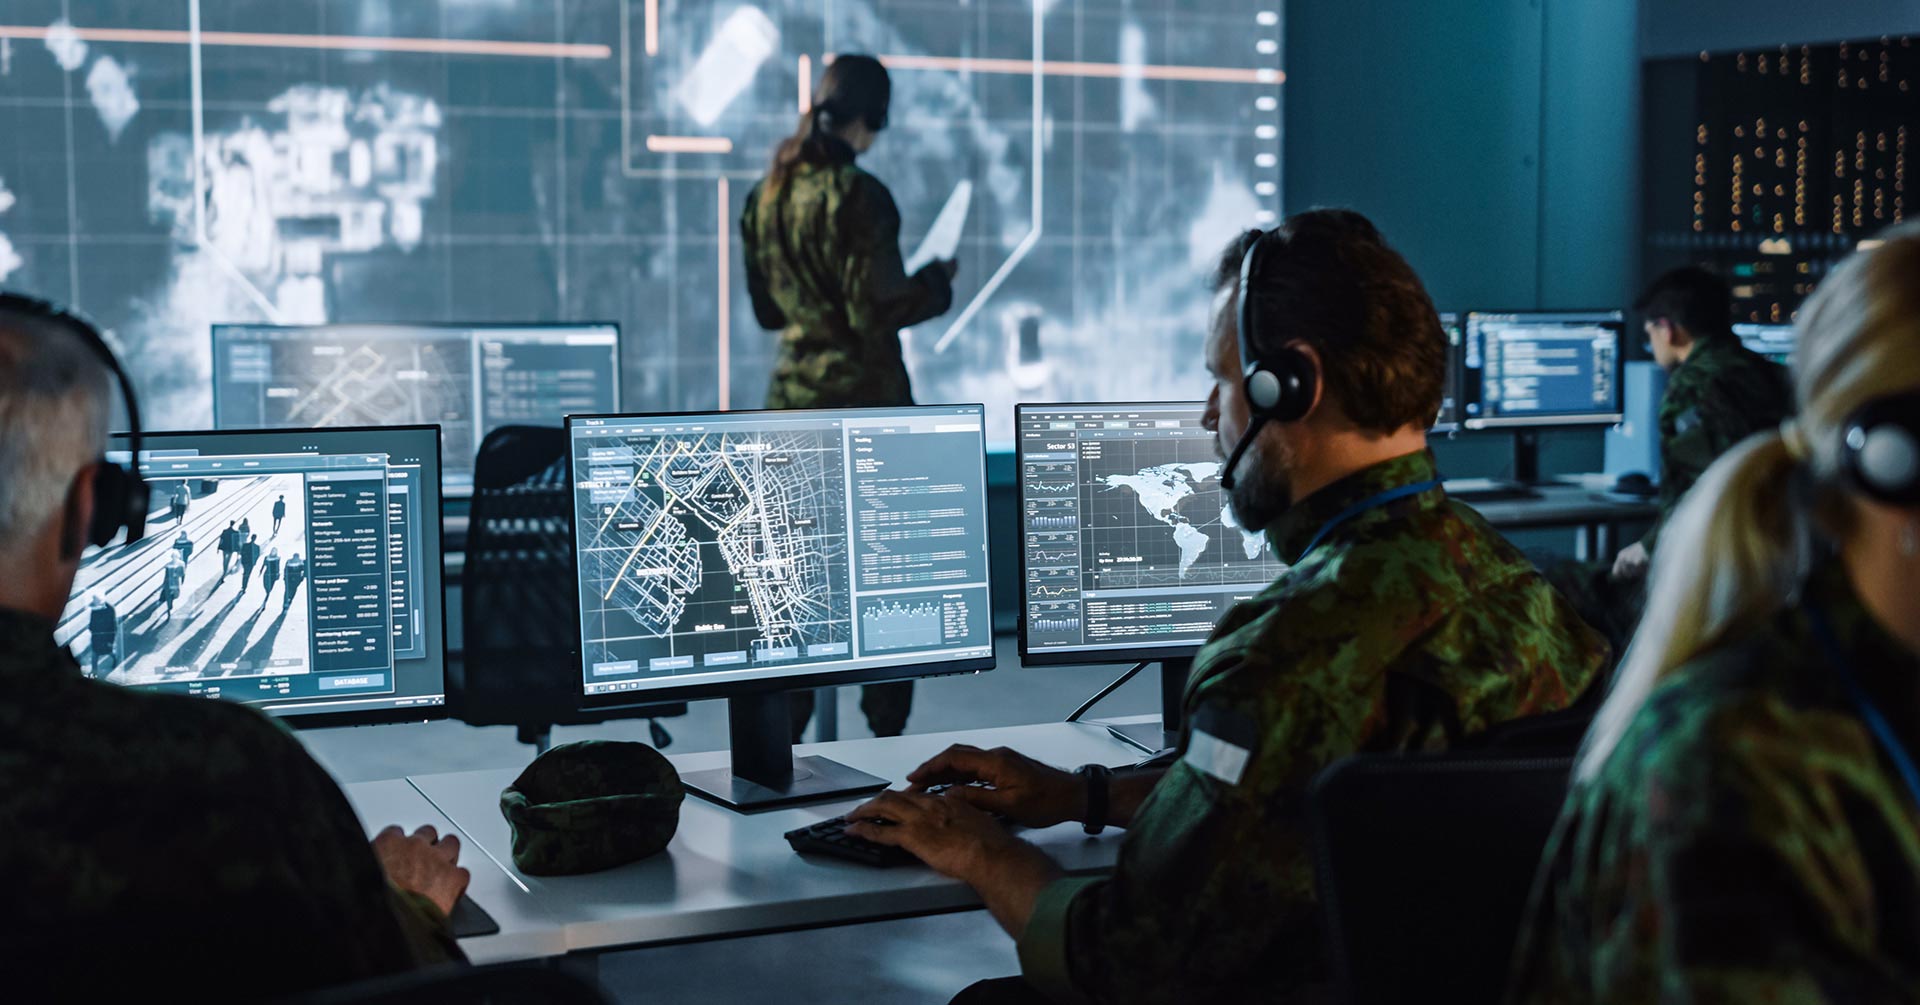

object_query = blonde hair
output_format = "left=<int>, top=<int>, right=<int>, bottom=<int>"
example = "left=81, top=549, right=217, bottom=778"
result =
left=1579, top=223, right=1920, bottom=780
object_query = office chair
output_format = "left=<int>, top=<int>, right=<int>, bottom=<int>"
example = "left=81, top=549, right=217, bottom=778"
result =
left=1306, top=752, right=1573, bottom=1005
left=282, top=962, right=610, bottom=1005
left=451, top=425, right=684, bottom=752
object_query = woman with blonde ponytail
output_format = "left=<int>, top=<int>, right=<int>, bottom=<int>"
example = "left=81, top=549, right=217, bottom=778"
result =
left=1510, top=224, right=1920, bottom=1002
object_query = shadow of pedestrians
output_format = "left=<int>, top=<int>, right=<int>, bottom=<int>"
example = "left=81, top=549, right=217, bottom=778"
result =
left=241, top=607, right=293, bottom=672
left=159, top=592, right=246, bottom=671
left=212, top=606, right=269, bottom=672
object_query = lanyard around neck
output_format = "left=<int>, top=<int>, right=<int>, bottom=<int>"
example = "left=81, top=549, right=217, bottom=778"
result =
left=1804, top=602, right=1920, bottom=811
left=1294, top=480, right=1441, bottom=563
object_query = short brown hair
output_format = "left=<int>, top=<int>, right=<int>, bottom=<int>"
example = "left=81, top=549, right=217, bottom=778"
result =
left=1211, top=209, right=1445, bottom=434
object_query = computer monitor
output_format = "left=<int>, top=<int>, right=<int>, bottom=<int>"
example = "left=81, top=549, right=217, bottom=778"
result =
left=1734, top=322, right=1796, bottom=365
left=1460, top=311, right=1626, bottom=429
left=1434, top=312, right=1463, bottom=432
left=1015, top=401, right=1285, bottom=657
left=211, top=323, right=621, bottom=495
left=567, top=404, right=995, bottom=808
left=64, top=425, right=448, bottom=727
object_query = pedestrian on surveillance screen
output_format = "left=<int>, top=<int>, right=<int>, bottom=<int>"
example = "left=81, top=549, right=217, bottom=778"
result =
left=240, top=533, right=262, bottom=592
left=283, top=553, right=307, bottom=610
left=160, top=554, right=185, bottom=622
left=261, top=547, right=281, bottom=609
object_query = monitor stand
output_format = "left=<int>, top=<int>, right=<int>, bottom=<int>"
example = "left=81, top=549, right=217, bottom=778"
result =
left=681, top=691, right=889, bottom=811
left=1100, top=658, right=1191, bottom=755
left=1445, top=431, right=1544, bottom=502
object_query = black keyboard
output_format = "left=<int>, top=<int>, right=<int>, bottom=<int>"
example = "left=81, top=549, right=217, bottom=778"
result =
left=448, top=893, right=499, bottom=937
left=1442, top=478, right=1542, bottom=503
left=785, top=816, right=918, bottom=867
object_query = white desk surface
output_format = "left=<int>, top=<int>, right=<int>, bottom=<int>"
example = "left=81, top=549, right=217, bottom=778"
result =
left=407, top=720, right=1147, bottom=956
left=343, top=777, right=567, bottom=963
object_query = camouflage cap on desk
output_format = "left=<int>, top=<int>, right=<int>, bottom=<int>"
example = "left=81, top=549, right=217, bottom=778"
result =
left=499, top=740, right=685, bottom=875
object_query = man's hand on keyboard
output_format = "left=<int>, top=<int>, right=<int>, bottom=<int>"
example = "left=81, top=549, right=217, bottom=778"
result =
left=846, top=789, right=1065, bottom=936
left=845, top=790, right=1025, bottom=881
left=903, top=744, right=1082, bottom=827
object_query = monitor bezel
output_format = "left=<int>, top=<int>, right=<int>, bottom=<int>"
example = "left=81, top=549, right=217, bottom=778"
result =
left=1458, top=310, right=1628, bottom=430
left=104, top=423, right=452, bottom=730
left=208, top=321, right=624, bottom=495
left=1431, top=311, right=1464, bottom=435
left=565, top=404, right=998, bottom=713
left=1013, top=400, right=1242, bottom=669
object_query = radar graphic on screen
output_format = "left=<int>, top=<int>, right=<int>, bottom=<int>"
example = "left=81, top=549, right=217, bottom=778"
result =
left=1, top=2, right=1282, bottom=444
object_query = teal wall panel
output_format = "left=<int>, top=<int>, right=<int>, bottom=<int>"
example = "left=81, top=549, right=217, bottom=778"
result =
left=1282, top=0, right=1548, bottom=313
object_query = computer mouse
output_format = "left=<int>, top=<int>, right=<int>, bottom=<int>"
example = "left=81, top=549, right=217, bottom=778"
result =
left=1611, top=472, right=1656, bottom=497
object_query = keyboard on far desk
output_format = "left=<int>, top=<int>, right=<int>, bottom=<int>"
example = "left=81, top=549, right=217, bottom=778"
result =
left=1443, top=478, right=1542, bottom=503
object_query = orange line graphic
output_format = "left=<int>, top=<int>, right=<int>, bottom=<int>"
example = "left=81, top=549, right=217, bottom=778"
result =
left=874, top=53, right=1282, bottom=86
left=647, top=135, right=733, bottom=154
left=0, top=24, right=610, bottom=59
left=717, top=176, right=731, bottom=411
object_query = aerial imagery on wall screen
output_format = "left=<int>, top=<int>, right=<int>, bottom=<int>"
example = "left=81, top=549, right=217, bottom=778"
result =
left=0, top=0, right=1282, bottom=444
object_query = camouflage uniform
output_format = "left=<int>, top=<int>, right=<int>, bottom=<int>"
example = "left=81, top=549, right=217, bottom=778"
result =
left=742, top=136, right=954, bottom=738
left=1509, top=560, right=1920, bottom=1002
left=740, top=137, right=954, bottom=410
left=1641, top=336, right=1794, bottom=552
left=1017, top=450, right=1610, bottom=1003
left=1553, top=336, right=1794, bottom=654
left=0, top=607, right=461, bottom=997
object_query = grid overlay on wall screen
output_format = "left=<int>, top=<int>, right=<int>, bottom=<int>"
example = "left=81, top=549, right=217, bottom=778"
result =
left=0, top=0, right=1280, bottom=443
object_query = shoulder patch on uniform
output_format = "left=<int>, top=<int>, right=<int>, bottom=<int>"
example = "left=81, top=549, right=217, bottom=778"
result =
left=1183, top=704, right=1260, bottom=786
left=1184, top=729, right=1251, bottom=786
left=1674, top=407, right=1702, bottom=435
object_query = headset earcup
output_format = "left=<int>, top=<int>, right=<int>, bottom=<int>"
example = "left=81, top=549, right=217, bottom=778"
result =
left=123, top=477, right=150, bottom=543
left=90, top=465, right=130, bottom=548
left=1848, top=420, right=1920, bottom=505
left=1271, top=349, right=1317, bottom=422
left=1246, top=368, right=1284, bottom=412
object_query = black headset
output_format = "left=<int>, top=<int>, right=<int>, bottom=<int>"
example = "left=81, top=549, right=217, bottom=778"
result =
left=0, top=292, right=149, bottom=548
left=1840, top=389, right=1920, bottom=506
left=814, top=97, right=887, bottom=135
left=1237, top=230, right=1318, bottom=423
left=1219, top=231, right=1319, bottom=491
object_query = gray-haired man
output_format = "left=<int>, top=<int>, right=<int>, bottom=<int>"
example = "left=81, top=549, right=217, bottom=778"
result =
left=0, top=297, right=469, bottom=997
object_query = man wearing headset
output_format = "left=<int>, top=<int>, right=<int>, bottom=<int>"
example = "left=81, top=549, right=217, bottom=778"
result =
left=844, top=211, right=1610, bottom=1003
left=0, top=296, right=468, bottom=996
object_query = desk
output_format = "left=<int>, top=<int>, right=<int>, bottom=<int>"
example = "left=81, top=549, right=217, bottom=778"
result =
left=406, top=721, right=1144, bottom=963
left=1463, top=483, right=1657, bottom=561
left=343, top=777, right=567, bottom=963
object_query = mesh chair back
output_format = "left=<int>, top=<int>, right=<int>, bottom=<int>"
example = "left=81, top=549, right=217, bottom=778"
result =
left=1306, top=753, right=1572, bottom=1005
left=453, top=425, right=681, bottom=728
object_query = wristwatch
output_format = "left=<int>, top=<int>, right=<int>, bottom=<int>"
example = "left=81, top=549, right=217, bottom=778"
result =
left=1075, top=763, right=1111, bottom=835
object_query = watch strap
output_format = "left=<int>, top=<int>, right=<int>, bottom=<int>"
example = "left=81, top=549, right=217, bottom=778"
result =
left=1078, top=763, right=1111, bottom=835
